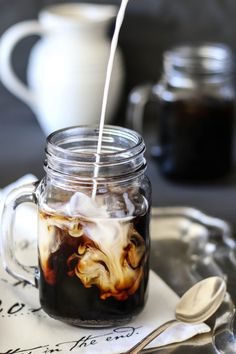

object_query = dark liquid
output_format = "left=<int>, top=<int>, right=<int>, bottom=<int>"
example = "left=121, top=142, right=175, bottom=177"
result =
left=157, top=97, right=234, bottom=180
left=38, top=211, right=149, bottom=327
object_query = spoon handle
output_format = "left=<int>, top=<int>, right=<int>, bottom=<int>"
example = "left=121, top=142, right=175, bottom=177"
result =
left=125, top=319, right=177, bottom=354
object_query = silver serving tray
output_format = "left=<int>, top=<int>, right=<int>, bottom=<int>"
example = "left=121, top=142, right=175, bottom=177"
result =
left=149, top=206, right=236, bottom=354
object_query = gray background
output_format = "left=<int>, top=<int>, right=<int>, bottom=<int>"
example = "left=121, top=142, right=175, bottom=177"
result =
left=2, top=0, right=236, bottom=96
left=1, top=0, right=236, bottom=226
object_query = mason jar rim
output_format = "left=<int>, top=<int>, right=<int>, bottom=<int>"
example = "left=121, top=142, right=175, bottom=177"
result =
left=164, top=42, right=234, bottom=75
left=46, top=124, right=144, bottom=159
left=45, top=125, right=146, bottom=184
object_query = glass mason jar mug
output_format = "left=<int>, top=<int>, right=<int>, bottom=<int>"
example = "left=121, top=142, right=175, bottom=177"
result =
left=128, top=43, right=235, bottom=180
left=1, top=125, right=151, bottom=327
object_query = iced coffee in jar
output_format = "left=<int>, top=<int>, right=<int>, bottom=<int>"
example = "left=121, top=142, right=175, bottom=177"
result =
left=155, top=43, right=235, bottom=180
left=1, top=125, right=151, bottom=327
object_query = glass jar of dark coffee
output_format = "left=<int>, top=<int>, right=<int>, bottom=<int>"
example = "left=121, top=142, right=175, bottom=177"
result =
left=1, top=125, right=151, bottom=328
left=128, top=43, right=235, bottom=181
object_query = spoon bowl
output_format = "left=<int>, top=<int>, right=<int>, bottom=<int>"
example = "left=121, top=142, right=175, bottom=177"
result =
left=176, top=276, right=226, bottom=323
left=126, top=276, right=226, bottom=354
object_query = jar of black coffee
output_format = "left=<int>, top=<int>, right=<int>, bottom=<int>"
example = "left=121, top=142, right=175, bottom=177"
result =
left=156, top=44, right=235, bottom=180
left=128, top=43, right=235, bottom=181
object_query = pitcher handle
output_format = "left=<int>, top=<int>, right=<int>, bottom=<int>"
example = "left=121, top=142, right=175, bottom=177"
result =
left=1, top=182, right=39, bottom=287
left=0, top=21, right=44, bottom=109
left=126, top=84, right=153, bottom=133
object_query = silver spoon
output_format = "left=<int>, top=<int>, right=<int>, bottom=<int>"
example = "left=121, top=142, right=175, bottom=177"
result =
left=125, top=276, right=226, bottom=354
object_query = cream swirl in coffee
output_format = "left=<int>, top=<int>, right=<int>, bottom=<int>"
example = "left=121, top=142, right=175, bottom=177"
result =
left=38, top=190, right=149, bottom=323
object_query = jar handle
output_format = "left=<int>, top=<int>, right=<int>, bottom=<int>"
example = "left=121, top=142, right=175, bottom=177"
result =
left=0, top=21, right=44, bottom=109
left=126, top=83, right=163, bottom=159
left=126, top=84, right=153, bottom=133
left=1, top=182, right=39, bottom=287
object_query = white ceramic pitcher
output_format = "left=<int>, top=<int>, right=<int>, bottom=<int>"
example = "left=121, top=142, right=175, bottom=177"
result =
left=0, top=3, right=124, bottom=135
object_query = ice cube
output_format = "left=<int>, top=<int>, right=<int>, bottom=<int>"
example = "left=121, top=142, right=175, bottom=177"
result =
left=66, top=191, right=108, bottom=218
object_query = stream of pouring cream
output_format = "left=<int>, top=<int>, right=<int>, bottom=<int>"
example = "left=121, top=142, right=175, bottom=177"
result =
left=92, top=0, right=130, bottom=198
